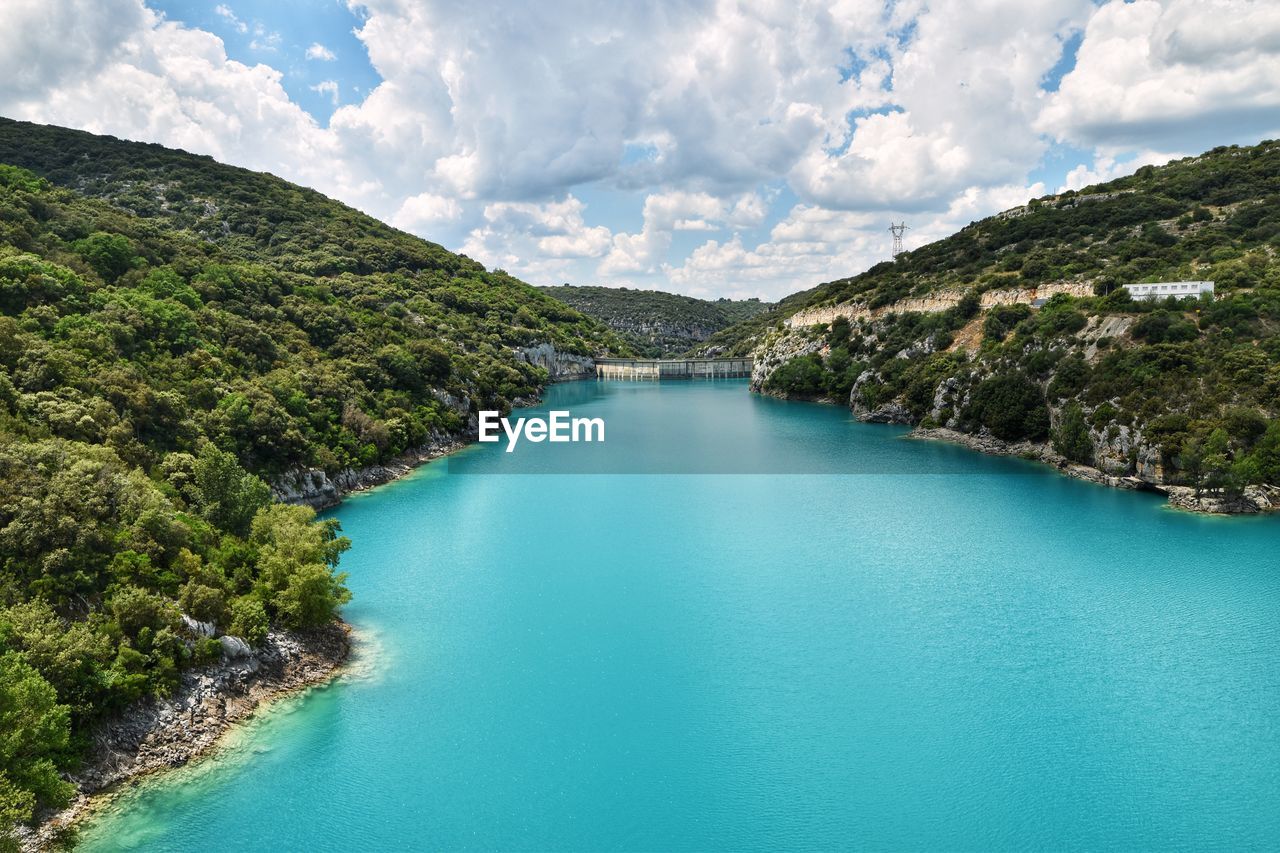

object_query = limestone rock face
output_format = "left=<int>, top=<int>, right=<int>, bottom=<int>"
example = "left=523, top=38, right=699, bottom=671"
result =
left=219, top=635, right=253, bottom=659
left=515, top=342, right=595, bottom=381
left=849, top=370, right=915, bottom=424
left=182, top=615, right=216, bottom=638
left=783, top=281, right=1094, bottom=330
left=750, top=334, right=824, bottom=392
left=858, top=402, right=915, bottom=424
left=1164, top=485, right=1280, bottom=514
left=928, top=375, right=969, bottom=428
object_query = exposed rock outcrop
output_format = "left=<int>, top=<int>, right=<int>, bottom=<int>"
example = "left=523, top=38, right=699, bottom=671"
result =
left=750, top=285, right=1277, bottom=514
left=24, top=624, right=350, bottom=850
left=1164, top=484, right=1280, bottom=514
left=750, top=333, right=824, bottom=391
left=909, top=427, right=1158, bottom=492
left=515, top=342, right=595, bottom=381
left=272, top=433, right=469, bottom=509
left=783, top=281, right=1095, bottom=331
left=850, top=370, right=915, bottom=424
left=904, top=428, right=1278, bottom=514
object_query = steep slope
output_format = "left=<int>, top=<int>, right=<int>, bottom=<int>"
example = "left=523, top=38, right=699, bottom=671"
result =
left=741, top=140, right=1280, bottom=512
left=540, top=284, right=772, bottom=356
left=0, top=118, right=623, bottom=833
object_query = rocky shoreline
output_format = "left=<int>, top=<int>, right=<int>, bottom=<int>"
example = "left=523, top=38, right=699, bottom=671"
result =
left=910, top=427, right=1280, bottom=515
left=21, top=623, right=351, bottom=851
left=273, top=435, right=471, bottom=509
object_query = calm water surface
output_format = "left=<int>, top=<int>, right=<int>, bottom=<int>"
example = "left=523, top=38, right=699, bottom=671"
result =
left=82, top=381, right=1280, bottom=851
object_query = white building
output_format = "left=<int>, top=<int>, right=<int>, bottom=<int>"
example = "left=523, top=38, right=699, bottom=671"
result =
left=1122, top=281, right=1215, bottom=301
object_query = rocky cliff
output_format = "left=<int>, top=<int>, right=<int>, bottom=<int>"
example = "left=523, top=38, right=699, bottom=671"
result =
left=515, top=342, right=596, bottom=381
left=783, top=281, right=1095, bottom=331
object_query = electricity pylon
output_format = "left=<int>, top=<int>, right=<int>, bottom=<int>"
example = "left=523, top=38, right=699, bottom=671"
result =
left=889, top=222, right=909, bottom=259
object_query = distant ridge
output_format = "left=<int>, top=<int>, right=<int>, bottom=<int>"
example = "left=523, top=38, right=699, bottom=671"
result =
left=541, top=284, right=772, bottom=357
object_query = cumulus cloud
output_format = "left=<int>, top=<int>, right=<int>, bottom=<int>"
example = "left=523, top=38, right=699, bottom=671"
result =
left=600, top=189, right=770, bottom=276
left=306, top=42, right=336, bottom=61
left=665, top=181, right=1045, bottom=300
left=461, top=196, right=614, bottom=282
left=392, top=192, right=462, bottom=229
left=0, top=0, right=149, bottom=100
left=3, top=0, right=1277, bottom=299
left=1037, top=0, right=1280, bottom=152
left=0, top=2, right=379, bottom=210
left=790, top=0, right=1093, bottom=210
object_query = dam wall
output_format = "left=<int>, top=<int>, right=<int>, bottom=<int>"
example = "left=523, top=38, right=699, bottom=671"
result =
left=595, top=357, right=753, bottom=381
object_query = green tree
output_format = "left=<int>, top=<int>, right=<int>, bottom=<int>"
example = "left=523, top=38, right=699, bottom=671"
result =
left=227, top=596, right=269, bottom=646
left=0, top=652, right=74, bottom=831
left=764, top=354, right=827, bottom=398
left=0, top=602, right=114, bottom=727
left=71, top=232, right=135, bottom=282
left=1053, top=402, right=1094, bottom=465
left=1200, top=428, right=1233, bottom=493
left=250, top=505, right=351, bottom=629
left=965, top=373, right=1050, bottom=441
left=193, top=444, right=272, bottom=538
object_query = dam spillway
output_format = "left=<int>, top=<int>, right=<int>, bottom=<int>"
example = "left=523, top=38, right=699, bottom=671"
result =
left=595, top=357, right=753, bottom=381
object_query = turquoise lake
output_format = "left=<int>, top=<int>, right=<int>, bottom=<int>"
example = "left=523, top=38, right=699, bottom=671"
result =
left=82, top=380, right=1280, bottom=850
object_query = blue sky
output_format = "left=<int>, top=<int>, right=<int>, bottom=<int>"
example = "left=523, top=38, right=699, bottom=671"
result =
left=4, top=1, right=1280, bottom=299
left=150, top=1, right=380, bottom=122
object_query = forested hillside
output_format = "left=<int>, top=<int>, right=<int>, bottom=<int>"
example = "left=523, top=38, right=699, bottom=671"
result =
left=743, top=140, right=1280, bottom=507
left=541, top=284, right=771, bottom=356
left=0, top=118, right=623, bottom=834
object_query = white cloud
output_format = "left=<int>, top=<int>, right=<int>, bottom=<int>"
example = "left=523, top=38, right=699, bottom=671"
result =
left=0, top=3, right=360, bottom=208
left=1058, top=151, right=1177, bottom=193
left=0, top=0, right=149, bottom=100
left=600, top=189, right=770, bottom=276
left=4, top=0, right=1279, bottom=301
left=311, top=80, right=339, bottom=106
left=460, top=196, right=613, bottom=282
left=248, top=23, right=280, bottom=53
left=789, top=0, right=1093, bottom=210
left=663, top=181, right=1045, bottom=300
left=392, top=192, right=462, bottom=229
left=306, top=42, right=336, bottom=61
left=214, top=4, right=246, bottom=34
left=1037, top=0, right=1280, bottom=152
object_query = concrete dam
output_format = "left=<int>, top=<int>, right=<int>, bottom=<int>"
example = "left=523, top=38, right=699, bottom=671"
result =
left=595, top=357, right=753, bottom=381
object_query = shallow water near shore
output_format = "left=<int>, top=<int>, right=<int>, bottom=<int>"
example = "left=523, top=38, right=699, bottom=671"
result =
left=81, top=380, right=1280, bottom=851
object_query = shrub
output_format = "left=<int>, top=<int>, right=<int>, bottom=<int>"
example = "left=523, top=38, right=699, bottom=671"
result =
left=764, top=354, right=827, bottom=398
left=966, top=373, right=1050, bottom=441
left=1132, top=310, right=1198, bottom=344
left=1053, top=402, right=1094, bottom=465
left=983, top=304, right=1031, bottom=342
left=71, top=232, right=136, bottom=282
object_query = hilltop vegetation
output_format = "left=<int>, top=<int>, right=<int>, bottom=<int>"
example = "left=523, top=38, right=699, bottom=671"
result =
left=541, top=284, right=771, bottom=357
left=0, top=118, right=622, bottom=834
left=747, top=140, right=1280, bottom=503
left=693, top=288, right=818, bottom=357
